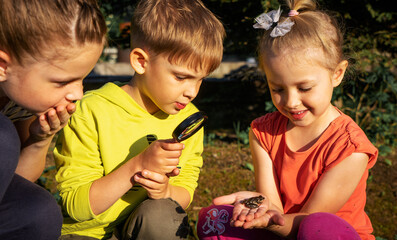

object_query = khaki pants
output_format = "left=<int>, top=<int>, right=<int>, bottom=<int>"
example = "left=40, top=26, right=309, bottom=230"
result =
left=60, top=198, right=189, bottom=240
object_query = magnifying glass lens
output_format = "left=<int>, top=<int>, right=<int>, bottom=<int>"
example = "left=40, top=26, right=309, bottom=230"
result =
left=173, top=111, right=208, bottom=142
left=178, top=118, right=204, bottom=137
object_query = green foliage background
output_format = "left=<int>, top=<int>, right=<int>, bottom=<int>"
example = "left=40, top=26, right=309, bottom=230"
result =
left=204, top=0, right=396, bottom=153
left=99, top=0, right=396, bottom=153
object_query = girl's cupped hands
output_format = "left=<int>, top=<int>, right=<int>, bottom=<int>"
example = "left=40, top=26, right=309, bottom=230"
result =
left=213, top=191, right=285, bottom=229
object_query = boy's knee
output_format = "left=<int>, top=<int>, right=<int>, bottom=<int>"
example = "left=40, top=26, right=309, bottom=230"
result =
left=124, top=198, right=189, bottom=239
left=298, top=212, right=360, bottom=240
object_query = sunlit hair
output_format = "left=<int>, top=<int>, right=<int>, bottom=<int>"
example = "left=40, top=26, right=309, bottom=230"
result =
left=131, top=0, right=225, bottom=74
left=258, top=0, right=345, bottom=72
left=0, top=0, right=107, bottom=66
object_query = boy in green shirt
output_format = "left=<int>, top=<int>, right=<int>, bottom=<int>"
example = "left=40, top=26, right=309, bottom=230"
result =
left=54, top=0, right=225, bottom=239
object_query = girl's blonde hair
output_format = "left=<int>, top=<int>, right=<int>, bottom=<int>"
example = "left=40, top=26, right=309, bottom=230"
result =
left=131, top=0, right=225, bottom=74
left=0, top=0, right=107, bottom=65
left=258, top=0, right=344, bottom=72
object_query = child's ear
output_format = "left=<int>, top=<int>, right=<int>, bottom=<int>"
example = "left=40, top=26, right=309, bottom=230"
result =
left=129, top=48, right=149, bottom=75
left=0, top=50, right=11, bottom=82
left=332, top=60, right=348, bottom=87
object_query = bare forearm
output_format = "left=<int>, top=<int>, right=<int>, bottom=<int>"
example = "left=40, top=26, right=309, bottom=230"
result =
left=89, top=159, right=141, bottom=215
left=15, top=135, right=54, bottom=182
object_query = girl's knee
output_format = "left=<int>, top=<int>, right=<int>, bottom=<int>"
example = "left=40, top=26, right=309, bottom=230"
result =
left=298, top=212, right=360, bottom=240
left=197, top=205, right=233, bottom=238
left=197, top=205, right=281, bottom=240
left=17, top=176, right=62, bottom=237
left=31, top=189, right=63, bottom=228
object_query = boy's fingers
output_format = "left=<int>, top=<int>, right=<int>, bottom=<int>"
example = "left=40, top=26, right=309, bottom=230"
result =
left=141, top=170, right=167, bottom=183
left=160, top=141, right=185, bottom=151
left=162, top=155, right=180, bottom=165
left=164, top=154, right=181, bottom=161
left=134, top=174, right=154, bottom=189
left=166, top=168, right=180, bottom=177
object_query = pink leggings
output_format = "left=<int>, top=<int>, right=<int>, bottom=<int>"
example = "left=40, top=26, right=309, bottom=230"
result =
left=197, top=205, right=361, bottom=240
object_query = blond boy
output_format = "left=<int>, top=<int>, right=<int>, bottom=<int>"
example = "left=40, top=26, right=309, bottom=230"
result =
left=54, top=0, right=225, bottom=239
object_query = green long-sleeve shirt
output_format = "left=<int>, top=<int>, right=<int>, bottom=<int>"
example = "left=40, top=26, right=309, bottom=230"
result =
left=54, top=82, right=203, bottom=239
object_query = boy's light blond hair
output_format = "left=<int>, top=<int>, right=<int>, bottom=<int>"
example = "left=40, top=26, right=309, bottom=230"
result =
left=259, top=0, right=345, bottom=72
left=0, top=0, right=107, bottom=66
left=131, top=0, right=225, bottom=74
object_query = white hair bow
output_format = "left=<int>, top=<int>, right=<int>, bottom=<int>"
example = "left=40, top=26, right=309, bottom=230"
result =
left=253, top=7, right=295, bottom=37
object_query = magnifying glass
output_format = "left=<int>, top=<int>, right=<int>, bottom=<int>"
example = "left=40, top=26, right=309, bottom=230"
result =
left=172, top=111, right=208, bottom=142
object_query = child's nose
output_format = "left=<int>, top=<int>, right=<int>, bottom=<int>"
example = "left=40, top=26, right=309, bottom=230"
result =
left=285, top=91, right=300, bottom=108
left=183, top=81, right=201, bottom=100
left=66, top=82, right=84, bottom=102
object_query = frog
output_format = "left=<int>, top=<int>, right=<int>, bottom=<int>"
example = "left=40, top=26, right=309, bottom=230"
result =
left=240, top=195, right=265, bottom=209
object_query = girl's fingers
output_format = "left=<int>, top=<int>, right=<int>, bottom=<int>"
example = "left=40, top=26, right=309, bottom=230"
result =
left=230, top=219, right=245, bottom=228
left=47, top=109, right=61, bottom=129
left=213, top=193, right=238, bottom=206
left=242, top=212, right=270, bottom=229
left=44, top=105, right=73, bottom=132
left=253, top=206, right=268, bottom=218
left=242, top=211, right=285, bottom=229
left=237, top=208, right=250, bottom=221
left=232, top=204, right=246, bottom=221
left=38, top=114, right=50, bottom=132
left=267, top=210, right=285, bottom=226
left=245, top=208, right=261, bottom=221
left=56, top=105, right=71, bottom=124
left=65, top=102, right=76, bottom=114
left=236, top=207, right=258, bottom=222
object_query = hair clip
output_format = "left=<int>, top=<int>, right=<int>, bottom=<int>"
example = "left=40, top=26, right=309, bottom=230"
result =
left=253, top=7, right=295, bottom=37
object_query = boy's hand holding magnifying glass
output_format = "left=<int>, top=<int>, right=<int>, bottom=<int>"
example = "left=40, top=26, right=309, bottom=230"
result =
left=135, top=111, right=207, bottom=175
left=133, top=112, right=207, bottom=199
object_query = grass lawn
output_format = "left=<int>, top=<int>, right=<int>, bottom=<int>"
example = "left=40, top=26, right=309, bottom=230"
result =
left=41, top=137, right=397, bottom=240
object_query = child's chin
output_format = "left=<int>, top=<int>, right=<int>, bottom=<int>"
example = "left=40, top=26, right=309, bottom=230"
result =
left=167, top=110, right=180, bottom=115
left=162, top=107, right=181, bottom=115
left=33, top=108, right=52, bottom=117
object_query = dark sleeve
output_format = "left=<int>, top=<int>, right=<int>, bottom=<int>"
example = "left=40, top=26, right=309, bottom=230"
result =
left=0, top=113, right=20, bottom=201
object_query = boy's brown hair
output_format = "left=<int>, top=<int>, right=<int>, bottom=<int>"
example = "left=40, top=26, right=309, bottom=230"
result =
left=0, top=0, right=107, bottom=66
left=131, top=0, right=225, bottom=74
